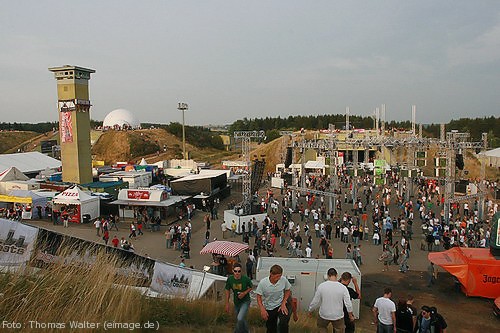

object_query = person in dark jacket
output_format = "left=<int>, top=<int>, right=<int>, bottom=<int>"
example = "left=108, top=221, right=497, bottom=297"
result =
left=396, top=299, right=414, bottom=332
left=413, top=305, right=447, bottom=333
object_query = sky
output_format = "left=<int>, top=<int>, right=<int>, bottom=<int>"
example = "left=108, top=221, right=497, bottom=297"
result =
left=1, top=1, right=499, bottom=126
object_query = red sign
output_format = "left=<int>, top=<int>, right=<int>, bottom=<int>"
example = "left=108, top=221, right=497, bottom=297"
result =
left=127, top=190, right=150, bottom=200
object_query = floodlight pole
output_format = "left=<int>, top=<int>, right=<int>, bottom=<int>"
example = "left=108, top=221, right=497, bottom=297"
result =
left=178, top=102, right=188, bottom=159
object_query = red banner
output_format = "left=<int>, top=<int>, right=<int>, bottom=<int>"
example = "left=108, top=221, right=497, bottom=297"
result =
left=127, top=190, right=150, bottom=200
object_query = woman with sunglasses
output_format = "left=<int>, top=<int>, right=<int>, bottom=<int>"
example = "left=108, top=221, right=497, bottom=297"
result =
left=225, top=263, right=253, bottom=333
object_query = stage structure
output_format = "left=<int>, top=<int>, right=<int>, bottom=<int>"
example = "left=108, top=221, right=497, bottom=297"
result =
left=233, top=130, right=265, bottom=215
left=286, top=120, right=487, bottom=224
left=49, top=65, right=95, bottom=184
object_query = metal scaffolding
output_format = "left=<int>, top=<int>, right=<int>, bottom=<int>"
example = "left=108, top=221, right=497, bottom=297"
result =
left=285, top=129, right=487, bottom=223
left=233, top=130, right=266, bottom=215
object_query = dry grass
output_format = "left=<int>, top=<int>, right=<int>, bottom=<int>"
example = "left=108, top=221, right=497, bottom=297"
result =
left=0, top=235, right=319, bottom=332
left=0, top=252, right=143, bottom=330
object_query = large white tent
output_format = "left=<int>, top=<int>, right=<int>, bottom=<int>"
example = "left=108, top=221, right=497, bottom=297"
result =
left=478, top=147, right=500, bottom=168
left=53, top=186, right=100, bottom=223
left=0, top=152, right=61, bottom=175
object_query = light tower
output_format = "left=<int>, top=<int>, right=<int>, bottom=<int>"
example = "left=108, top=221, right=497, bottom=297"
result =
left=177, top=102, right=188, bottom=160
left=48, top=65, right=95, bottom=184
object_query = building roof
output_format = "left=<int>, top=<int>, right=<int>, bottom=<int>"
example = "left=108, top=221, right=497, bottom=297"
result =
left=479, top=147, right=500, bottom=158
left=170, top=170, right=227, bottom=183
left=0, top=152, right=61, bottom=175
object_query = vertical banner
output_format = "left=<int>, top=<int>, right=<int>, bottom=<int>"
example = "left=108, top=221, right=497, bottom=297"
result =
left=0, top=219, right=39, bottom=267
left=150, top=262, right=192, bottom=297
left=60, top=111, right=73, bottom=143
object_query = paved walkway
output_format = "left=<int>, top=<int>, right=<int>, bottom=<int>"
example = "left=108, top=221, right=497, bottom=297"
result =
left=29, top=190, right=437, bottom=277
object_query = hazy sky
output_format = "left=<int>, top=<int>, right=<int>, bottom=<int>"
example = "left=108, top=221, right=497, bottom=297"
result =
left=1, top=1, right=499, bottom=126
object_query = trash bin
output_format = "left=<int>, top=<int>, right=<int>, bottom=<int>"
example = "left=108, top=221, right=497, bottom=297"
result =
left=82, top=214, right=91, bottom=224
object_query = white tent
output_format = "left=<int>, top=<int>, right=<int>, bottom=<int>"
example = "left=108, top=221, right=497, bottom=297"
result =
left=0, top=167, right=29, bottom=182
left=139, top=158, right=148, bottom=166
left=0, top=167, right=40, bottom=194
left=0, top=152, right=61, bottom=175
left=53, top=186, right=100, bottom=223
left=478, top=147, right=500, bottom=168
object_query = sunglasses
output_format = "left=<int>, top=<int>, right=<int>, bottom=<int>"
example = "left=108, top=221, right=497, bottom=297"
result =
left=233, top=270, right=241, bottom=273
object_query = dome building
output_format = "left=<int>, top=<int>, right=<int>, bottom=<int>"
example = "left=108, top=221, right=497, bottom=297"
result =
left=102, top=108, right=141, bottom=130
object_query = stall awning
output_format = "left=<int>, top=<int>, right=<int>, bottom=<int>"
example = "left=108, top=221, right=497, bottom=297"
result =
left=200, top=241, right=249, bottom=257
left=0, top=194, right=32, bottom=204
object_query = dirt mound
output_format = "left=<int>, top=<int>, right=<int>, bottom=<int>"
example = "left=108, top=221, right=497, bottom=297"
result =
left=91, top=128, right=233, bottom=165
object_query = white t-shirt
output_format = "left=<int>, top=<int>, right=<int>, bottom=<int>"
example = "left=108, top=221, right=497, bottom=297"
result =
left=374, top=296, right=396, bottom=325
left=308, top=280, right=353, bottom=320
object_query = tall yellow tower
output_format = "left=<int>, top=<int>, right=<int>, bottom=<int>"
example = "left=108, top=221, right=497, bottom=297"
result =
left=48, top=65, right=95, bottom=184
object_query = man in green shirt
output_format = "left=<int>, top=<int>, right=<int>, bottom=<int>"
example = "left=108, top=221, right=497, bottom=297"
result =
left=225, top=262, right=253, bottom=333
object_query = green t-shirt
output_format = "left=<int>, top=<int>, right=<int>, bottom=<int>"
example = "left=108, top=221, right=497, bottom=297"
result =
left=225, top=274, right=253, bottom=305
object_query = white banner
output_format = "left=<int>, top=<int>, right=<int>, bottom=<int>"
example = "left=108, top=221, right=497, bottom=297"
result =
left=0, top=219, right=38, bottom=267
left=150, top=262, right=193, bottom=297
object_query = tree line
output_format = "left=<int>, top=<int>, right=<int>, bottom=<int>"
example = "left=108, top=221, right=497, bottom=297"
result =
left=1, top=115, right=498, bottom=149
left=228, top=115, right=500, bottom=147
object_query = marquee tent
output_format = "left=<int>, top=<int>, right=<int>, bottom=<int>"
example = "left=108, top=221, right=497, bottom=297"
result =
left=0, top=152, right=61, bottom=175
left=53, top=186, right=100, bottom=223
left=8, top=190, right=47, bottom=207
left=428, top=247, right=500, bottom=299
left=0, top=166, right=29, bottom=182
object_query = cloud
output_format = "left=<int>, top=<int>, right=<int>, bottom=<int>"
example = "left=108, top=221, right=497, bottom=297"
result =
left=447, top=19, right=500, bottom=66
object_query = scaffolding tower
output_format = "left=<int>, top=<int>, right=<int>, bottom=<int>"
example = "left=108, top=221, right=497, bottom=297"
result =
left=233, top=130, right=266, bottom=215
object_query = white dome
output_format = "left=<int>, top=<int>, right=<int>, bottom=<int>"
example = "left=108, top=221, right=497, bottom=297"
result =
left=103, top=109, right=140, bottom=129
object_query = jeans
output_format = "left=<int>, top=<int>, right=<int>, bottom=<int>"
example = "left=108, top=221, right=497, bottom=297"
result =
left=266, top=304, right=291, bottom=333
left=234, top=301, right=250, bottom=333
left=378, top=323, right=394, bottom=333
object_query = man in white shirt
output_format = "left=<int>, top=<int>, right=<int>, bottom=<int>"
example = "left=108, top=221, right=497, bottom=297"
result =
left=372, top=287, right=396, bottom=333
left=308, top=267, right=354, bottom=333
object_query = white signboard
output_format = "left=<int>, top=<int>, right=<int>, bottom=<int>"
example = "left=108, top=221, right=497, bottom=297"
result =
left=0, top=219, right=38, bottom=267
left=150, top=262, right=193, bottom=297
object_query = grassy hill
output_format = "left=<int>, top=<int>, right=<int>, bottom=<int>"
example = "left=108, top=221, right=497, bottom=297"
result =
left=0, top=131, right=41, bottom=153
left=91, top=128, right=233, bottom=165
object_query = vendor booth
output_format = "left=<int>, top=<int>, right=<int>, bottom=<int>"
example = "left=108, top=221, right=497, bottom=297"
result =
left=4, top=190, right=48, bottom=219
left=256, top=257, right=361, bottom=316
left=52, top=186, right=100, bottom=223
left=200, top=241, right=249, bottom=276
left=110, top=188, right=190, bottom=222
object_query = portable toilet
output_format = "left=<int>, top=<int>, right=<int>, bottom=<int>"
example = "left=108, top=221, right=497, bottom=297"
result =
left=256, top=257, right=361, bottom=318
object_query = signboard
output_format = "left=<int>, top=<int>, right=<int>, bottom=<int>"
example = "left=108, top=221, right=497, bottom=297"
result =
left=374, top=159, right=385, bottom=168
left=127, top=190, right=150, bottom=200
left=150, top=262, right=192, bottom=297
left=0, top=218, right=39, bottom=267
left=41, top=140, right=58, bottom=154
